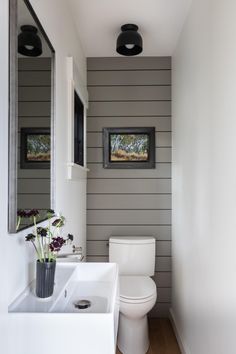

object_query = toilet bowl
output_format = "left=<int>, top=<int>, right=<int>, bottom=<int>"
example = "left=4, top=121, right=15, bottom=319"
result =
left=109, top=236, right=157, bottom=354
left=118, top=275, right=157, bottom=354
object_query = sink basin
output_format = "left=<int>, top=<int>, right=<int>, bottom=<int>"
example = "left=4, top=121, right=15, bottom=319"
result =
left=8, top=262, right=119, bottom=354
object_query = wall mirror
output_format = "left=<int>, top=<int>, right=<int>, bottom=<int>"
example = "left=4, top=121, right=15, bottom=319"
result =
left=9, top=0, right=55, bottom=232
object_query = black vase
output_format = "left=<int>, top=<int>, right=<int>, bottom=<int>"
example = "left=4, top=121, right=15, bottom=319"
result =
left=36, top=259, right=56, bottom=298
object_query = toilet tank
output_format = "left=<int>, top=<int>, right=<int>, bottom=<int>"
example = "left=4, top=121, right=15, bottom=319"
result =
left=109, top=236, right=155, bottom=276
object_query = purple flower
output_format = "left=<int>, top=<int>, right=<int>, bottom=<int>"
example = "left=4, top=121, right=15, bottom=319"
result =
left=46, top=209, right=55, bottom=217
left=19, top=209, right=40, bottom=218
left=49, top=237, right=65, bottom=252
left=17, top=209, right=39, bottom=218
left=37, top=227, right=47, bottom=237
left=17, top=209, right=27, bottom=218
left=67, top=234, right=74, bottom=241
left=25, top=210, right=32, bottom=218
left=25, top=233, right=36, bottom=242
left=30, top=209, right=39, bottom=217
left=52, top=217, right=65, bottom=228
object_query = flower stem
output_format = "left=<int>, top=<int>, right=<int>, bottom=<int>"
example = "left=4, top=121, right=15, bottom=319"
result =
left=16, top=217, right=21, bottom=232
left=31, top=240, right=40, bottom=260
left=34, top=217, right=44, bottom=261
left=48, top=217, right=52, bottom=261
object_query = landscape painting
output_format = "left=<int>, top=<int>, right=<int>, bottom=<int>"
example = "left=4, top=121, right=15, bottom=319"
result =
left=103, top=127, right=156, bottom=169
left=20, top=128, right=51, bottom=169
left=26, top=134, right=51, bottom=162
left=110, top=133, right=149, bottom=161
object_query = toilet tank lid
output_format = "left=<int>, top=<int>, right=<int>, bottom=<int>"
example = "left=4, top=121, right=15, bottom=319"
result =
left=109, top=236, right=155, bottom=244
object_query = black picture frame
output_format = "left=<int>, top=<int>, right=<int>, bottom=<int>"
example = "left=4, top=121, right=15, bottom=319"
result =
left=20, top=128, right=51, bottom=169
left=103, top=127, right=156, bottom=169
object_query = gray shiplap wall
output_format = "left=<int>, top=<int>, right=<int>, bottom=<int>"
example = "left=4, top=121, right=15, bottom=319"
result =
left=18, top=58, right=51, bottom=221
left=86, top=57, right=171, bottom=317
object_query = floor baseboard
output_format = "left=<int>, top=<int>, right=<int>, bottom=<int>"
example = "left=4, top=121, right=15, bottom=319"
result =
left=169, top=308, right=190, bottom=354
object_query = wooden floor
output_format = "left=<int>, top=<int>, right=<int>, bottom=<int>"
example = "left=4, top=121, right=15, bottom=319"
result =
left=116, top=318, right=181, bottom=354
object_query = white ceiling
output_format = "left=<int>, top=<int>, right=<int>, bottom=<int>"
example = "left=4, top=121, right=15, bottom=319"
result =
left=68, top=0, right=191, bottom=57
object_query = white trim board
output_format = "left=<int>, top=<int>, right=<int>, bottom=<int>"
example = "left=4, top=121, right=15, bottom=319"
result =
left=67, top=57, right=88, bottom=180
left=67, top=163, right=89, bottom=180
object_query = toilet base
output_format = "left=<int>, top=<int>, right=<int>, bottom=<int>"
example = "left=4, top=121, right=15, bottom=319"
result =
left=118, top=313, right=149, bottom=354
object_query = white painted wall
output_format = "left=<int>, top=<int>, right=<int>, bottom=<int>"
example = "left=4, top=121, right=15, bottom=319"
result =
left=0, top=2, right=87, bottom=351
left=0, top=1, right=10, bottom=351
left=172, top=0, right=236, bottom=353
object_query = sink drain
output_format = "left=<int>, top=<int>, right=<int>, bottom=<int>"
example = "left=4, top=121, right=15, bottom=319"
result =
left=74, top=300, right=91, bottom=310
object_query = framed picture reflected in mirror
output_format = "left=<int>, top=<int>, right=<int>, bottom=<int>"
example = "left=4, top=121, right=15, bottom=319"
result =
left=20, top=127, right=51, bottom=169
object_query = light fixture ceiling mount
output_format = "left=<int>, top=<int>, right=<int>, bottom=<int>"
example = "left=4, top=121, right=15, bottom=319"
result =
left=116, top=24, right=143, bottom=56
left=18, top=25, right=42, bottom=57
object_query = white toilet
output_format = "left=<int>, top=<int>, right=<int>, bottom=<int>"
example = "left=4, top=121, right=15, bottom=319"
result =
left=109, top=236, right=157, bottom=354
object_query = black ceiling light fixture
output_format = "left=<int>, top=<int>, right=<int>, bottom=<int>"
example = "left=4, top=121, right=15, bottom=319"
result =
left=18, top=25, right=42, bottom=57
left=116, top=24, right=143, bottom=56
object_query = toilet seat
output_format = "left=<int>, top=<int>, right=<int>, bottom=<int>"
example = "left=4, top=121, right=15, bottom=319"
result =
left=119, top=275, right=156, bottom=303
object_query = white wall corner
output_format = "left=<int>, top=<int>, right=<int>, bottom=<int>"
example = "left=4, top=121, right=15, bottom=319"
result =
left=169, top=308, right=191, bottom=354
left=67, top=56, right=88, bottom=108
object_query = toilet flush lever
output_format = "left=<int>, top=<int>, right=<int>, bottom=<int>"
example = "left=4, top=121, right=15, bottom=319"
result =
left=73, top=245, right=82, bottom=253
left=57, top=244, right=84, bottom=261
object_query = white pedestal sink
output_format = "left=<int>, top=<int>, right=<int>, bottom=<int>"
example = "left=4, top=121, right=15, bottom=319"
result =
left=8, top=263, right=119, bottom=354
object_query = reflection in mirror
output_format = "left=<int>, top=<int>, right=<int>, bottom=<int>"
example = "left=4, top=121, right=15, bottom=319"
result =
left=9, top=0, right=54, bottom=232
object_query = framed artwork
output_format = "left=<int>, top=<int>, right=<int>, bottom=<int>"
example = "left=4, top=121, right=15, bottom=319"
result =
left=103, top=127, right=156, bottom=169
left=20, top=128, right=51, bottom=169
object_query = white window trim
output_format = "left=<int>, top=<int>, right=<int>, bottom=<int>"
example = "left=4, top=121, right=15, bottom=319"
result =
left=67, top=57, right=89, bottom=180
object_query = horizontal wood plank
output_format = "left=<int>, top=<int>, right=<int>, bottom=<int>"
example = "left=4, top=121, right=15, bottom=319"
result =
left=87, top=210, right=171, bottom=225
left=88, top=85, right=171, bottom=101
left=87, top=57, right=171, bottom=71
left=18, top=179, right=50, bottom=194
left=86, top=256, right=171, bottom=272
left=87, top=178, right=171, bottom=194
left=18, top=169, right=50, bottom=178
left=87, top=194, right=171, bottom=210
left=87, top=225, right=171, bottom=241
left=18, top=58, right=51, bottom=71
left=18, top=117, right=51, bottom=128
left=155, top=257, right=171, bottom=272
left=87, top=116, right=171, bottom=132
left=87, top=240, right=171, bottom=256
left=153, top=272, right=172, bottom=288
left=18, top=102, right=51, bottom=116
left=18, top=71, right=51, bottom=86
left=18, top=86, right=51, bottom=101
left=88, top=101, right=171, bottom=117
left=87, top=163, right=171, bottom=179
left=18, top=194, right=50, bottom=209
left=88, top=70, right=171, bottom=86
left=156, top=288, right=171, bottom=303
